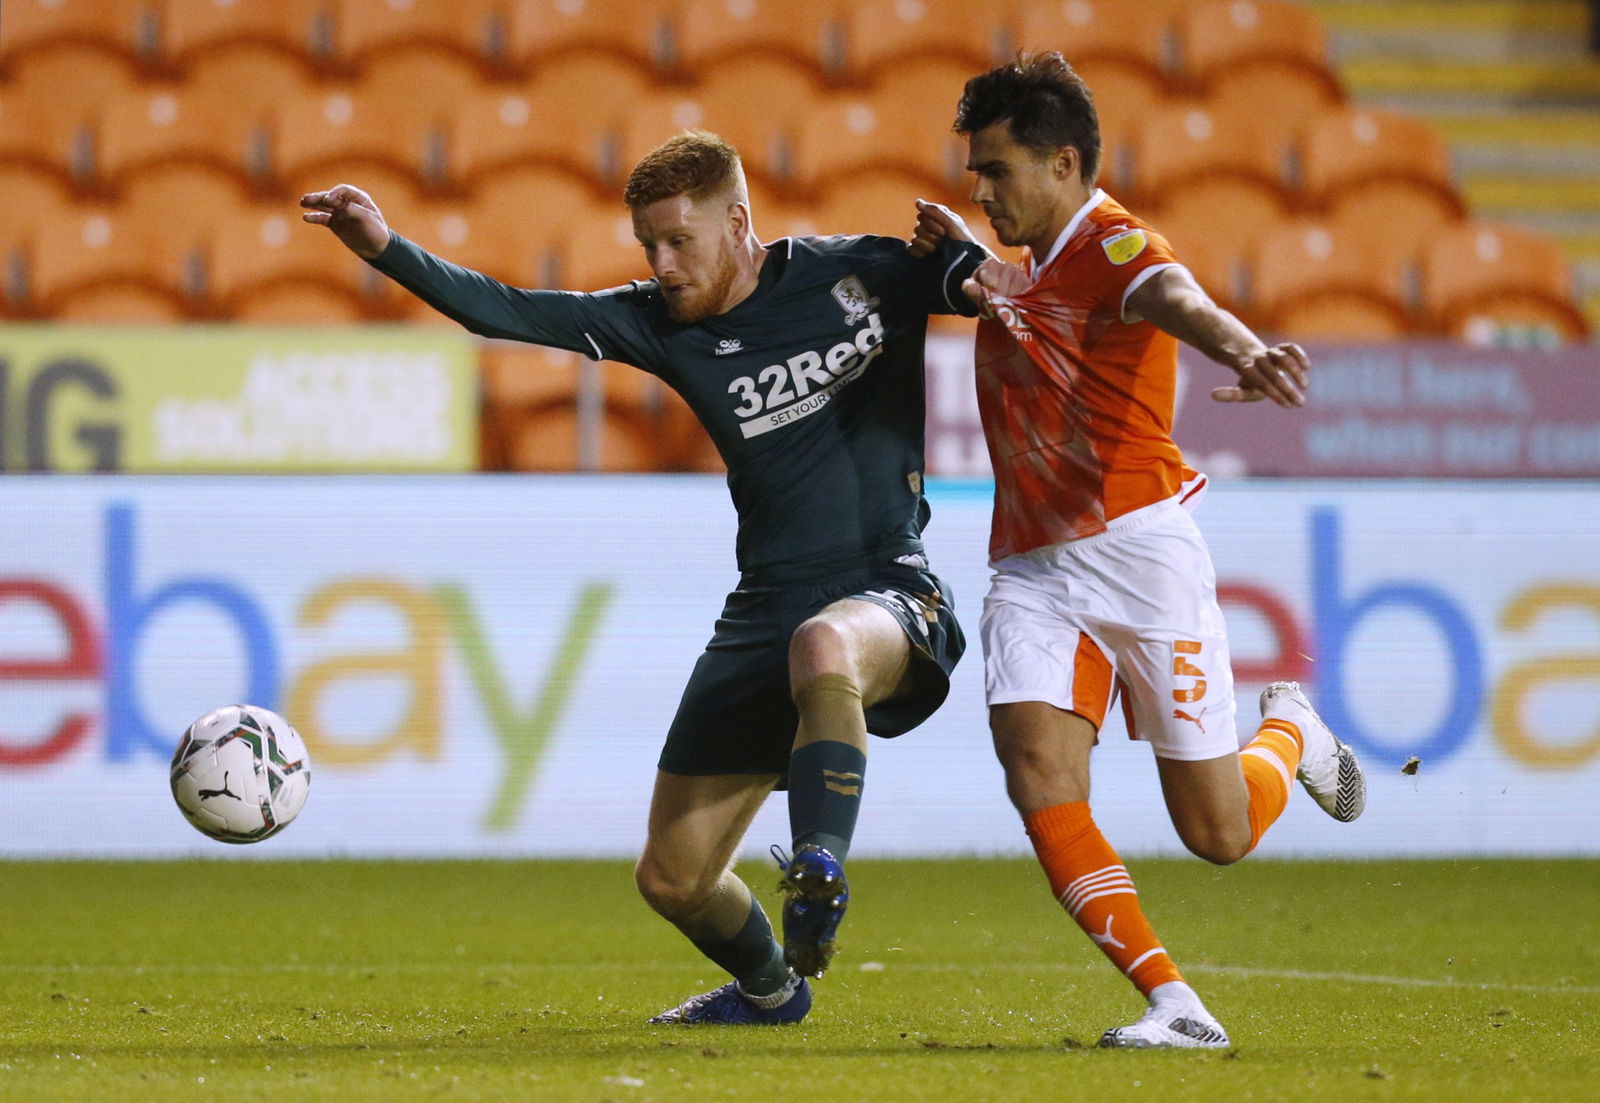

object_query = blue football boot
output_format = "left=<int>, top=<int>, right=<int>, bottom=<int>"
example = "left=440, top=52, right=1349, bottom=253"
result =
left=648, top=977, right=812, bottom=1025
left=774, top=844, right=849, bottom=978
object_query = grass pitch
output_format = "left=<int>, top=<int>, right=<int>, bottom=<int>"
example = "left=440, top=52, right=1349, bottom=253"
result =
left=2, top=858, right=1595, bottom=1102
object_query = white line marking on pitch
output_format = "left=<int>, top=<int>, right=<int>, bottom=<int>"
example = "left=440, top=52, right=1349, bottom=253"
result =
left=2, top=960, right=1597, bottom=996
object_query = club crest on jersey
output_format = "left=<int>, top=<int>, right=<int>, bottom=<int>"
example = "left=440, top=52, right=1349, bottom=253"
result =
left=831, top=276, right=875, bottom=324
left=1102, top=227, right=1148, bottom=266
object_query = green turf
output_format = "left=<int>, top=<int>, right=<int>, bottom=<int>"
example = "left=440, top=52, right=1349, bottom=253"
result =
left=2, top=858, right=1595, bottom=1101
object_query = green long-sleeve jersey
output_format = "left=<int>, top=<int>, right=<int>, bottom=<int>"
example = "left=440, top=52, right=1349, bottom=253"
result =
left=370, top=231, right=984, bottom=583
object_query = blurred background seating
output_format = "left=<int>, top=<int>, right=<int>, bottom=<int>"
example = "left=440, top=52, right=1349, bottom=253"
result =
left=1, top=0, right=1593, bottom=471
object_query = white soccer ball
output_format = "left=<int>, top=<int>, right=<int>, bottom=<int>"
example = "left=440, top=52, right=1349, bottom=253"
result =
left=170, top=705, right=312, bottom=844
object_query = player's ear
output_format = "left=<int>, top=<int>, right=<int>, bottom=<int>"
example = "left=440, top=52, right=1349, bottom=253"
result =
left=1055, top=145, right=1080, bottom=182
left=728, top=199, right=752, bottom=244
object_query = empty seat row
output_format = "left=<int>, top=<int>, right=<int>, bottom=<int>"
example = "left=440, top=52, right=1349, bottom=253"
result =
left=0, top=44, right=1437, bottom=223
left=0, top=0, right=1332, bottom=90
left=4, top=161, right=1580, bottom=348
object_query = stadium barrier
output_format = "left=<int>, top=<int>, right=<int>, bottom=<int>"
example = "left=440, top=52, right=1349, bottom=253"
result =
left=3, top=476, right=1597, bottom=859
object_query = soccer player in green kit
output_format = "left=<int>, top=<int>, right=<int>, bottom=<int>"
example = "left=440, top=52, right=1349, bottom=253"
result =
left=302, top=131, right=987, bottom=1024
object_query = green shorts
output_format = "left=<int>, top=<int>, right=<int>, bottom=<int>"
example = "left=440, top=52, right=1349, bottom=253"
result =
left=657, top=561, right=965, bottom=781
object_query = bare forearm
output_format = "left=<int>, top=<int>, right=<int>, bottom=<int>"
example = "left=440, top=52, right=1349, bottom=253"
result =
left=1139, top=281, right=1264, bottom=372
left=1126, top=266, right=1308, bottom=407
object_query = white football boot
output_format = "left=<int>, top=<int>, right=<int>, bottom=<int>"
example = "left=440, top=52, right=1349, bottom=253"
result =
left=1097, top=983, right=1230, bottom=1049
left=1261, top=681, right=1366, bottom=823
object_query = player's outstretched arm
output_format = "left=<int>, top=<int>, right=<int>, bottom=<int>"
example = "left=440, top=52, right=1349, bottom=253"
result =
left=300, top=184, right=391, bottom=259
left=1124, top=266, right=1308, bottom=407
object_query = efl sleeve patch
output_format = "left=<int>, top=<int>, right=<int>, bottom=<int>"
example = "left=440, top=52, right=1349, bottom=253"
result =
left=1101, top=228, right=1148, bottom=266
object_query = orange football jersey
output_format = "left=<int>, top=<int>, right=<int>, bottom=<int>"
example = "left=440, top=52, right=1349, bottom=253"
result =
left=975, top=189, right=1196, bottom=560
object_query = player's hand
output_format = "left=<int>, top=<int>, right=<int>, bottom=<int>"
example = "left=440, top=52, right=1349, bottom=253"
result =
left=299, top=184, right=390, bottom=259
left=1212, top=342, right=1310, bottom=406
left=907, top=198, right=975, bottom=257
left=960, top=257, right=1030, bottom=318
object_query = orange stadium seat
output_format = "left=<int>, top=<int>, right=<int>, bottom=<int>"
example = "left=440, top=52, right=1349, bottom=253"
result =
left=456, top=167, right=601, bottom=287
left=0, top=0, right=162, bottom=70
left=1145, top=207, right=1253, bottom=314
left=0, top=169, right=77, bottom=315
left=839, top=0, right=1012, bottom=76
left=161, top=0, right=335, bottom=70
left=226, top=283, right=372, bottom=323
left=449, top=55, right=654, bottom=188
left=358, top=52, right=490, bottom=190
left=326, top=0, right=508, bottom=67
left=1173, top=0, right=1338, bottom=91
left=1420, top=222, right=1590, bottom=342
left=753, top=193, right=825, bottom=242
left=120, top=164, right=253, bottom=301
left=1301, top=105, right=1465, bottom=249
left=498, top=399, right=661, bottom=472
left=268, top=84, right=436, bottom=196
left=2, top=49, right=142, bottom=189
left=93, top=86, right=255, bottom=193
left=791, top=86, right=967, bottom=200
left=809, top=173, right=944, bottom=242
left=692, top=55, right=826, bottom=186
left=1131, top=101, right=1292, bottom=235
left=0, top=89, right=75, bottom=182
left=24, top=203, right=189, bottom=319
left=554, top=205, right=648, bottom=292
left=502, top=0, right=676, bottom=74
left=380, top=193, right=566, bottom=324
left=1070, top=56, right=1168, bottom=152
left=207, top=199, right=381, bottom=318
left=670, top=0, right=844, bottom=78
left=1249, top=219, right=1413, bottom=338
left=480, top=346, right=662, bottom=415
left=182, top=48, right=319, bottom=190
left=615, top=84, right=809, bottom=194
left=1017, top=0, right=1172, bottom=81
left=1204, top=65, right=1343, bottom=151
left=615, top=90, right=719, bottom=178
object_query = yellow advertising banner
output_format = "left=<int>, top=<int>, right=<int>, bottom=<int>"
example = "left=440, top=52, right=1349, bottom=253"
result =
left=0, top=326, right=478, bottom=472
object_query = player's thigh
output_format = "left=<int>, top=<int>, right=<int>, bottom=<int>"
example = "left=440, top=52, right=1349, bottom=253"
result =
left=1154, top=752, right=1252, bottom=863
left=1094, top=512, right=1239, bottom=760
left=790, top=595, right=911, bottom=704
left=820, top=565, right=966, bottom=733
left=990, top=700, right=1097, bottom=812
left=980, top=559, right=1117, bottom=729
left=638, top=769, right=778, bottom=897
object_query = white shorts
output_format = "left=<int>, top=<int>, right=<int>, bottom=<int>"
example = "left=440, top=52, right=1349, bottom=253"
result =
left=980, top=497, right=1239, bottom=761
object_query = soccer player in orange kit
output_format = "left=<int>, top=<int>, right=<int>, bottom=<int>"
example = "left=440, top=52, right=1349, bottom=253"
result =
left=910, top=53, right=1367, bottom=1048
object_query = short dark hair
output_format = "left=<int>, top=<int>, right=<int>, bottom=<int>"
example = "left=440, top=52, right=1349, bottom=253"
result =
left=622, top=129, right=748, bottom=209
left=955, top=52, right=1101, bottom=183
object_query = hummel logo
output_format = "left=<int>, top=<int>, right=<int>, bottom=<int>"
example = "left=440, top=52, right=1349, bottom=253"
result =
left=1173, top=706, right=1210, bottom=733
left=714, top=338, right=743, bottom=356
left=198, top=771, right=239, bottom=801
left=1089, top=914, right=1125, bottom=950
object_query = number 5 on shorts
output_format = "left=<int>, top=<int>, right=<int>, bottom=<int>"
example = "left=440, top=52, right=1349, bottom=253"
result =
left=1171, top=640, right=1206, bottom=703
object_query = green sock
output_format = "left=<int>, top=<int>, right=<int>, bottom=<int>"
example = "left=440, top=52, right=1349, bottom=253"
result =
left=788, top=739, right=867, bottom=863
left=689, top=899, right=790, bottom=997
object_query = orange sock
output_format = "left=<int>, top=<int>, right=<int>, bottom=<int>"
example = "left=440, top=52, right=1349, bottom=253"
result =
left=1023, top=802, right=1183, bottom=997
left=1239, top=719, right=1303, bottom=852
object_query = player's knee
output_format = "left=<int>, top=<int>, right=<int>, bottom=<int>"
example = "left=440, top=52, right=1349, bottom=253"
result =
left=1180, top=824, right=1251, bottom=866
left=634, top=856, right=715, bottom=919
left=788, top=618, right=856, bottom=687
